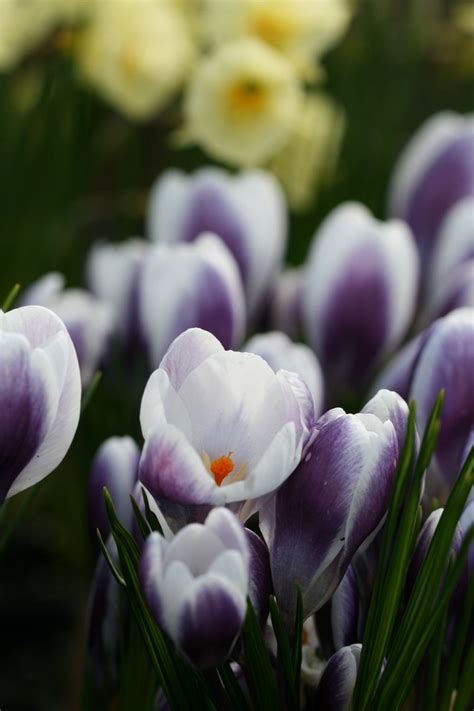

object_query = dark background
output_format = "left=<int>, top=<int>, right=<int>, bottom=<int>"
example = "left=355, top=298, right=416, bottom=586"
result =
left=0, top=1, right=473, bottom=708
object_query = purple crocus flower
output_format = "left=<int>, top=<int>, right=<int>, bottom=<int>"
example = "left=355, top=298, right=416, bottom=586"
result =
left=260, top=389, right=406, bottom=626
left=147, top=167, right=287, bottom=316
left=245, top=331, right=324, bottom=418
left=302, top=203, right=419, bottom=398
left=315, top=565, right=360, bottom=660
left=88, top=436, right=140, bottom=537
left=314, top=644, right=361, bottom=711
left=138, top=328, right=313, bottom=528
left=388, top=112, right=474, bottom=263
left=86, top=237, right=149, bottom=351
left=21, top=272, right=114, bottom=386
left=138, top=234, right=246, bottom=369
left=140, top=507, right=249, bottom=668
left=0, top=305, right=81, bottom=503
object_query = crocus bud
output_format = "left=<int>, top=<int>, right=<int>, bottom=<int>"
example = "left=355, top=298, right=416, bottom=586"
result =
left=302, top=203, right=418, bottom=399
left=88, top=436, right=140, bottom=538
left=139, top=328, right=312, bottom=528
left=86, top=238, right=149, bottom=350
left=260, top=390, right=405, bottom=626
left=140, top=507, right=249, bottom=668
left=245, top=331, right=324, bottom=418
left=139, top=234, right=246, bottom=369
left=424, top=259, right=474, bottom=323
left=246, top=529, right=272, bottom=626
left=268, top=267, right=304, bottom=339
left=21, top=272, right=113, bottom=386
left=0, top=305, right=81, bottom=503
left=429, top=197, right=474, bottom=290
left=315, top=566, right=360, bottom=660
left=314, top=644, right=361, bottom=711
left=410, top=308, right=474, bottom=493
left=388, top=112, right=474, bottom=263
left=147, top=167, right=287, bottom=316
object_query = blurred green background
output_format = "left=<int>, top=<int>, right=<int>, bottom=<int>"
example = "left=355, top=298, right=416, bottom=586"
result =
left=0, top=1, right=473, bottom=708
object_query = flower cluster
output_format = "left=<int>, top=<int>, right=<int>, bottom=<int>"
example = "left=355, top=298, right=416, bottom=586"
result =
left=0, top=0, right=352, bottom=207
left=1, top=107, right=473, bottom=708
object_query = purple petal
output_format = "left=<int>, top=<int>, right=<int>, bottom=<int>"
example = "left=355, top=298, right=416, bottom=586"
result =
left=139, top=423, right=223, bottom=507
left=177, top=575, right=246, bottom=668
left=315, top=644, right=361, bottom=711
left=139, top=532, right=167, bottom=626
left=316, top=565, right=359, bottom=659
left=0, top=333, right=51, bottom=502
left=245, top=529, right=272, bottom=626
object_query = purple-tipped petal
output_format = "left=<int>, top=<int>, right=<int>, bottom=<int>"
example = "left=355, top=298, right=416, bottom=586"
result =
left=139, top=423, right=224, bottom=507
left=362, top=389, right=409, bottom=454
left=261, top=408, right=397, bottom=625
left=0, top=305, right=81, bottom=499
left=410, top=308, right=474, bottom=489
left=315, top=644, right=361, bottom=711
left=389, top=112, right=474, bottom=263
left=88, top=436, right=140, bottom=537
left=178, top=575, right=246, bottom=668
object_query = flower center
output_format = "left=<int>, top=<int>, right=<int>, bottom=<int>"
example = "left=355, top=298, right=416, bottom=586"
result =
left=228, top=79, right=268, bottom=115
left=210, top=452, right=234, bottom=486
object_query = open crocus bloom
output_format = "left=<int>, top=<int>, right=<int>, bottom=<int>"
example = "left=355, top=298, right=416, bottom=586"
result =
left=140, top=507, right=249, bottom=668
left=139, top=328, right=312, bottom=523
left=0, top=305, right=81, bottom=502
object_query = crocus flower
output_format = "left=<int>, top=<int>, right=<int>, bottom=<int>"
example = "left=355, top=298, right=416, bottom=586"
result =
left=0, top=305, right=81, bottom=503
left=314, top=644, right=361, bottom=711
left=388, top=112, right=474, bottom=263
left=245, top=331, right=324, bottom=418
left=139, top=328, right=312, bottom=528
left=88, top=436, right=140, bottom=538
left=429, top=197, right=474, bottom=290
left=86, top=238, right=149, bottom=350
left=140, top=507, right=249, bottom=668
left=139, top=234, right=245, bottom=369
left=22, top=272, right=114, bottom=386
left=302, top=203, right=419, bottom=398
left=260, top=389, right=406, bottom=626
left=424, top=259, right=474, bottom=323
left=147, top=167, right=287, bottom=316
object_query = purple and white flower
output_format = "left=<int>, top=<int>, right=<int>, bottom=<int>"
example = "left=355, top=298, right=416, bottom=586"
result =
left=139, top=234, right=246, bottom=369
left=88, top=436, right=140, bottom=537
left=22, top=272, right=114, bottom=386
left=314, top=644, right=361, bottom=711
left=429, top=197, right=474, bottom=289
left=140, top=507, right=249, bottom=668
left=302, top=203, right=419, bottom=395
left=86, top=238, right=149, bottom=349
left=138, top=328, right=312, bottom=526
left=0, top=305, right=81, bottom=503
left=388, top=112, right=474, bottom=262
left=245, top=331, right=324, bottom=418
left=147, top=167, right=287, bottom=316
left=260, top=390, right=406, bottom=625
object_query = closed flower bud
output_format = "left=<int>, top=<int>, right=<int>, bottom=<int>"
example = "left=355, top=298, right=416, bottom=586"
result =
left=245, top=331, right=324, bottom=418
left=314, top=644, right=361, bottom=711
left=86, top=238, right=149, bottom=351
left=260, top=390, right=407, bottom=626
left=388, top=112, right=474, bottom=263
left=139, top=328, right=312, bottom=528
left=139, top=234, right=246, bottom=369
left=22, top=272, right=113, bottom=386
left=88, top=436, right=140, bottom=538
left=302, top=203, right=419, bottom=398
left=0, top=305, right=81, bottom=503
left=140, top=508, right=249, bottom=668
left=147, top=167, right=287, bottom=316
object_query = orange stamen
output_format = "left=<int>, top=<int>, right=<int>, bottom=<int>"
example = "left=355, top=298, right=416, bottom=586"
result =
left=210, top=452, right=234, bottom=486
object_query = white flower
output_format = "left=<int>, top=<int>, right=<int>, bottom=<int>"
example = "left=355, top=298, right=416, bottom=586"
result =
left=0, top=305, right=81, bottom=502
left=184, top=37, right=303, bottom=166
left=0, top=0, right=56, bottom=70
left=76, top=0, right=195, bottom=120
left=138, top=328, right=313, bottom=522
left=201, top=0, right=352, bottom=76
